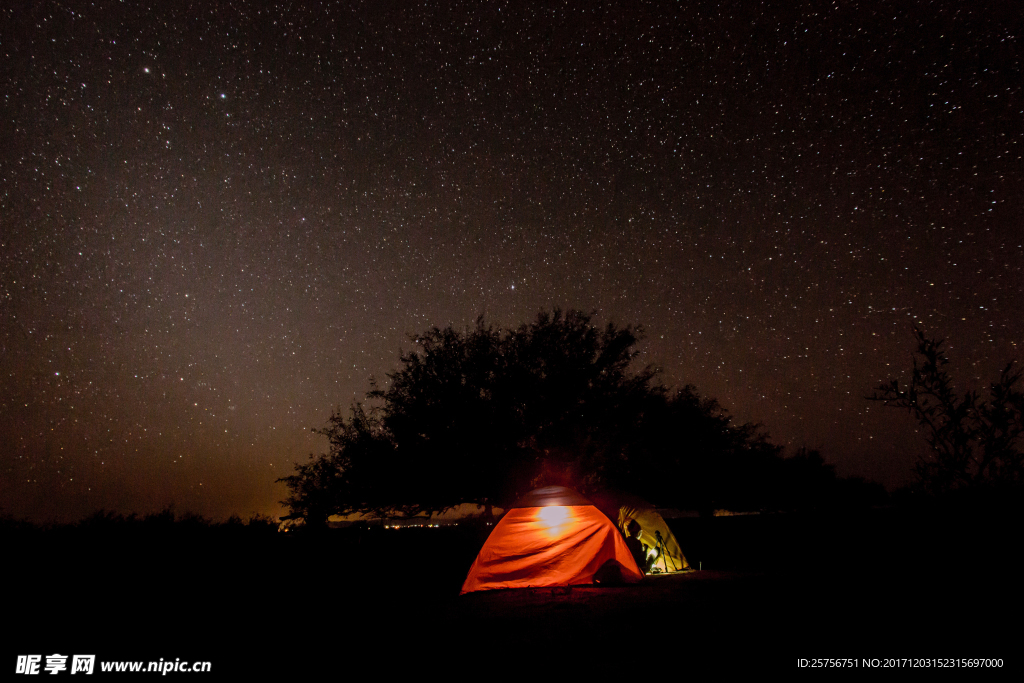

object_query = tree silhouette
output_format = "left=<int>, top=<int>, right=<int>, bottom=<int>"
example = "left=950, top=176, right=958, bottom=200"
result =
left=281, top=310, right=661, bottom=524
left=280, top=309, right=858, bottom=525
left=278, top=404, right=394, bottom=526
left=870, top=327, right=1024, bottom=495
left=622, top=385, right=785, bottom=512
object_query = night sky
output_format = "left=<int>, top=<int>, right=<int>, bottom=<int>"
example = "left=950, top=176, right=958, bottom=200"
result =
left=2, top=1, right=1021, bottom=522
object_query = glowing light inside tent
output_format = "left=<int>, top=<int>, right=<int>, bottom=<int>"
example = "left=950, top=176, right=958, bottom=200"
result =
left=537, top=505, right=572, bottom=537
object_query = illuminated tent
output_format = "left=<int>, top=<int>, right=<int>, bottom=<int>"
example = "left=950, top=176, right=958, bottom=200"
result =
left=460, top=486, right=644, bottom=593
left=591, top=491, right=690, bottom=574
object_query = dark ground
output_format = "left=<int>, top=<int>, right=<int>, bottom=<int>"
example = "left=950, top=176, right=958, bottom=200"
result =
left=8, top=505, right=1021, bottom=677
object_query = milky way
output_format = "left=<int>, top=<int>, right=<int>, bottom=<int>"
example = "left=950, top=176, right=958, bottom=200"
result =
left=2, top=1, right=1021, bottom=521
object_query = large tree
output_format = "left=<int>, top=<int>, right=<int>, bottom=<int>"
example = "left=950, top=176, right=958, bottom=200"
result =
left=281, top=310, right=659, bottom=523
left=280, top=309, right=827, bottom=525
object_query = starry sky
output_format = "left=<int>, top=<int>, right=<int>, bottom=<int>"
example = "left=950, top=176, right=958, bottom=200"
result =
left=2, top=0, right=1021, bottom=522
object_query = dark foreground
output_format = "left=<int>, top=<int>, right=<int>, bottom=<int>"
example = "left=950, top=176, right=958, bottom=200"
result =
left=8, top=505, right=1021, bottom=677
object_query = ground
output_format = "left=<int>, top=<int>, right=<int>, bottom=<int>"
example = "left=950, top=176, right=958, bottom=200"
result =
left=7, top=507, right=1020, bottom=676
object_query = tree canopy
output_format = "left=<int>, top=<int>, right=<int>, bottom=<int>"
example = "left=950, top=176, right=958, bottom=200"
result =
left=280, top=309, right=857, bottom=526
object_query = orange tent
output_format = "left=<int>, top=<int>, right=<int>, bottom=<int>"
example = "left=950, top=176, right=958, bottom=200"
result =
left=460, top=486, right=644, bottom=593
